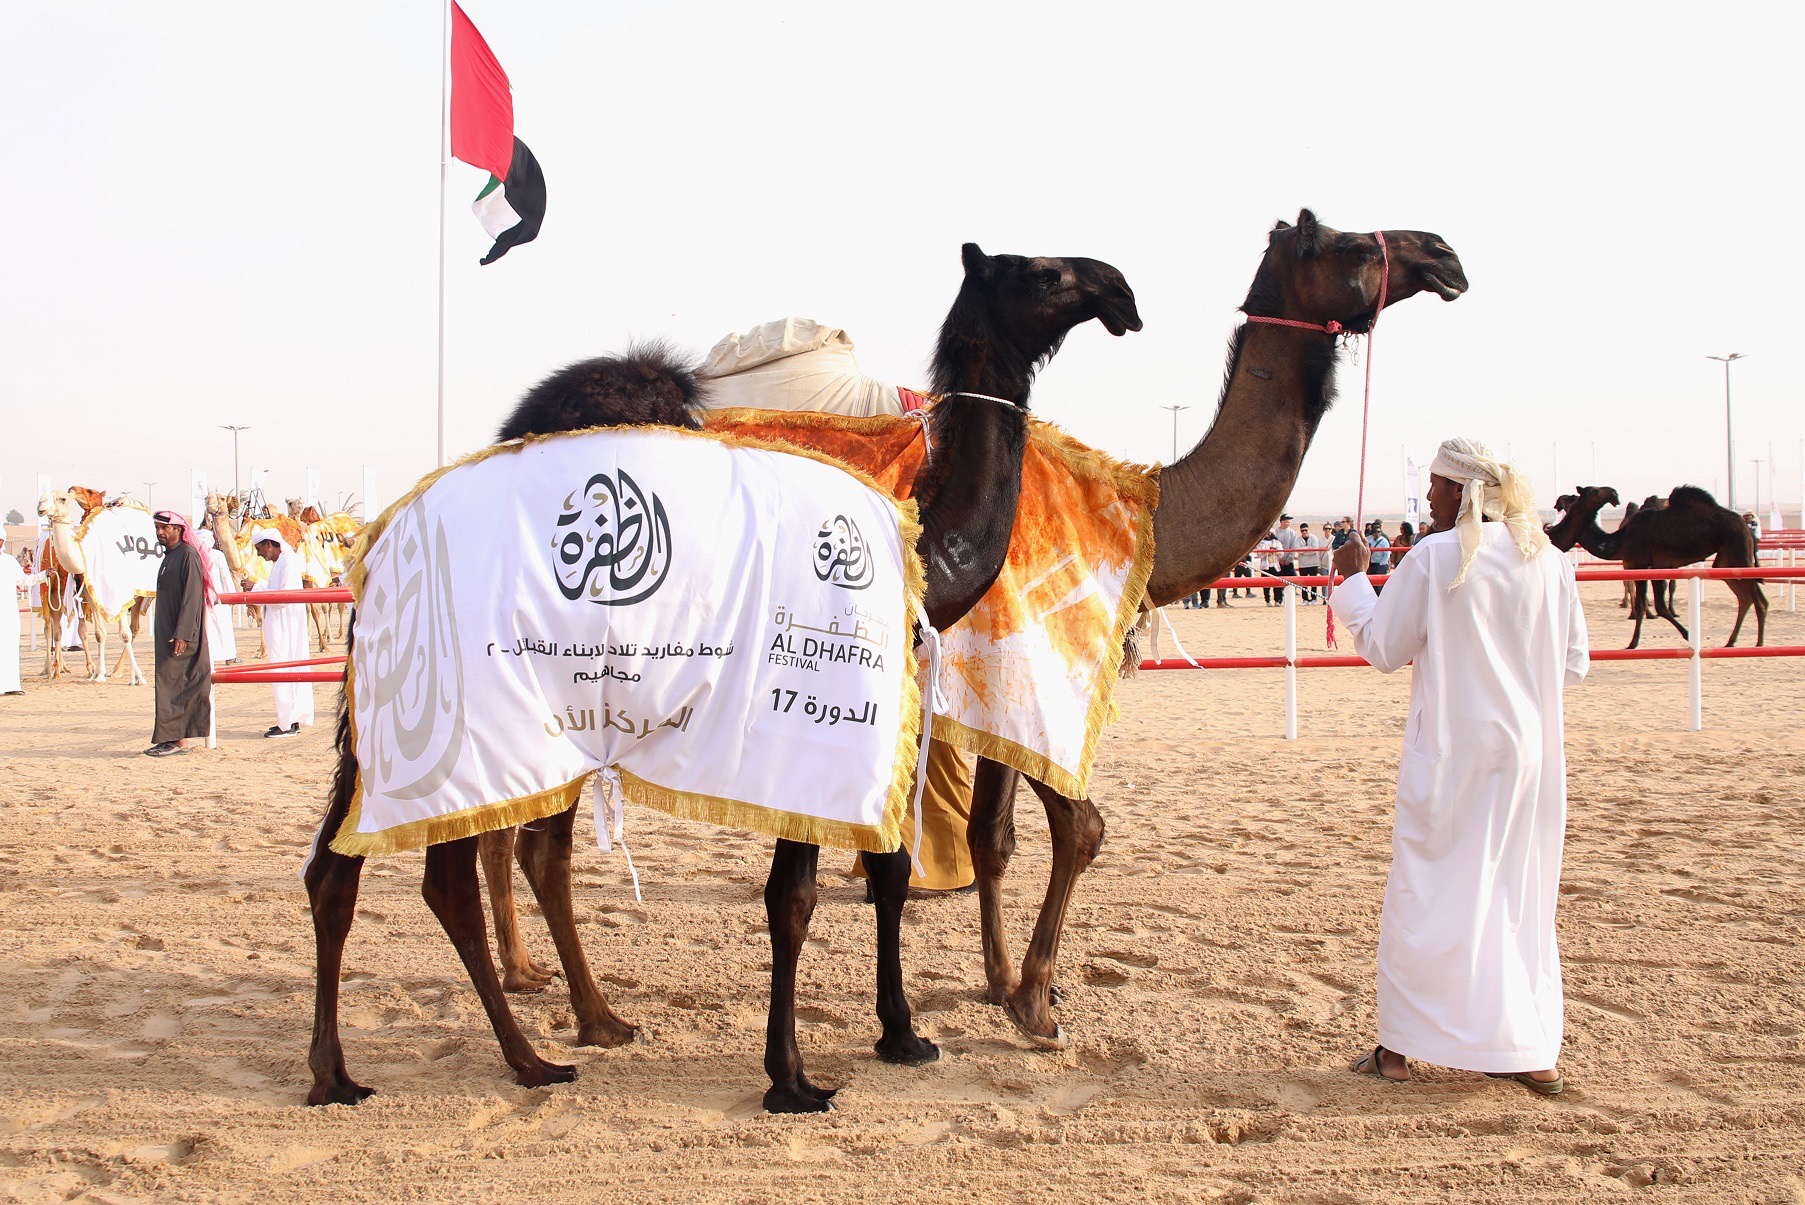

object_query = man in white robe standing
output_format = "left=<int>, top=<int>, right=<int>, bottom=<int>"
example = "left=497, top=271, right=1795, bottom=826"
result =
left=0, top=546, right=26, bottom=695
left=195, top=530, right=239, bottom=666
left=1329, top=438, right=1589, bottom=1095
left=245, top=526, right=313, bottom=737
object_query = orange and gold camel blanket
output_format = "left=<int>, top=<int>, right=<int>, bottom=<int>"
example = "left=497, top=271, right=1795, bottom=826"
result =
left=708, top=407, right=1158, bottom=798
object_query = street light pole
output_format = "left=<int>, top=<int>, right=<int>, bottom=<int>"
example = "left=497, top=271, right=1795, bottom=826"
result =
left=1708, top=353, right=1745, bottom=509
left=143, top=481, right=156, bottom=509
left=220, top=425, right=250, bottom=498
left=1159, top=404, right=1191, bottom=463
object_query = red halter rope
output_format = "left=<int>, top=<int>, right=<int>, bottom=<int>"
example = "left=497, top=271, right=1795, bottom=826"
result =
left=1241, top=230, right=1391, bottom=648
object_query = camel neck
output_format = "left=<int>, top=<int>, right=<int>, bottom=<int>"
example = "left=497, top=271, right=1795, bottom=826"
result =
left=1145, top=323, right=1336, bottom=605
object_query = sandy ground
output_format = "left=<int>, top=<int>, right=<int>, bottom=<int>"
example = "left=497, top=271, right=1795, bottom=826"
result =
left=2, top=580, right=1803, bottom=1203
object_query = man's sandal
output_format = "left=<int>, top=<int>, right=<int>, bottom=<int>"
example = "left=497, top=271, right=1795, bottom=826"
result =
left=1489, top=1070, right=1565, bottom=1096
left=1353, top=1045, right=1407, bottom=1082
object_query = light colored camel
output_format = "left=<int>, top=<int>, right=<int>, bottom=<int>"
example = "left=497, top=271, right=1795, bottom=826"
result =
left=36, top=488, right=154, bottom=685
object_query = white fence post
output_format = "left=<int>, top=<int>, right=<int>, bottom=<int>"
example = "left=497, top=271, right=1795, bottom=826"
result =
left=1688, top=576, right=1703, bottom=732
left=1283, top=585, right=1298, bottom=740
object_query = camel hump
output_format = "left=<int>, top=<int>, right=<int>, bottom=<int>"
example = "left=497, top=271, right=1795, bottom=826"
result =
left=1667, top=485, right=1719, bottom=509
left=497, top=341, right=709, bottom=440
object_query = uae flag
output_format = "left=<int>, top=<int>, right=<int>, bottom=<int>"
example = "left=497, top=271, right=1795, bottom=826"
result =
left=472, top=137, right=546, bottom=264
left=450, top=3, right=545, bottom=264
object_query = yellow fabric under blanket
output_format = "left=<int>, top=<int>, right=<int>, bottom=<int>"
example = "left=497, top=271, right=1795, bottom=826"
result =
left=706, top=406, right=1157, bottom=800
left=850, top=737, right=975, bottom=890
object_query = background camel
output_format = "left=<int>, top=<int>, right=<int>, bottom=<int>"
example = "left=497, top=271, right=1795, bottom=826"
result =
left=35, top=488, right=155, bottom=685
left=305, top=244, right=1142, bottom=1114
left=966, top=210, right=1469, bottom=1047
left=1545, top=484, right=1765, bottom=648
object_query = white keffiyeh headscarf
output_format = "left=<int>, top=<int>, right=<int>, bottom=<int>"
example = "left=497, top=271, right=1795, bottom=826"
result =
left=1429, top=437, right=1549, bottom=589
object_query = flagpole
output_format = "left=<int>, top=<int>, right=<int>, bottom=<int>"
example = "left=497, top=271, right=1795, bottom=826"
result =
left=436, top=0, right=451, bottom=468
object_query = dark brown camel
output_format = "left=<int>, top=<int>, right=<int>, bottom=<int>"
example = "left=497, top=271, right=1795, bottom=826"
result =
left=966, top=210, right=1469, bottom=1045
left=1545, top=484, right=1766, bottom=648
left=303, top=244, right=1141, bottom=1113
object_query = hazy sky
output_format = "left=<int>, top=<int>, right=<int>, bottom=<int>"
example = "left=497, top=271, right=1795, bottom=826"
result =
left=3, top=1, right=1800, bottom=524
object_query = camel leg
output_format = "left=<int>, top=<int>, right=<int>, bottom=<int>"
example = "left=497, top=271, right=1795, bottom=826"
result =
left=421, top=836, right=578, bottom=1088
left=305, top=764, right=375, bottom=1106
left=478, top=827, right=556, bottom=992
left=861, top=847, right=939, bottom=1066
left=1627, top=582, right=1648, bottom=649
left=515, top=807, right=638, bottom=1048
left=114, top=616, right=147, bottom=686
left=86, top=615, right=104, bottom=682
left=763, top=839, right=834, bottom=1113
left=1723, top=580, right=1767, bottom=648
left=968, top=757, right=1022, bottom=1004
left=1003, top=781, right=1105, bottom=1049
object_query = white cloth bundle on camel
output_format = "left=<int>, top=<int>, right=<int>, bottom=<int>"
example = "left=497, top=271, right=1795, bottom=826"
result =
left=697, top=317, right=919, bottom=417
left=330, top=426, right=926, bottom=858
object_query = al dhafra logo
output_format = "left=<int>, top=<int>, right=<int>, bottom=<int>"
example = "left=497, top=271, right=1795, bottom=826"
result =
left=553, top=470, right=672, bottom=605
left=813, top=514, right=873, bottom=590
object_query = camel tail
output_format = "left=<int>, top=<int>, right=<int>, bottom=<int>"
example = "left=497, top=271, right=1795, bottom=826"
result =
left=496, top=341, right=710, bottom=440
left=302, top=619, right=360, bottom=881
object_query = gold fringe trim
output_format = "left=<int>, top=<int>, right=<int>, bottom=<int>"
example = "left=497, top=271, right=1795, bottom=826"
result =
left=329, top=773, right=587, bottom=858
left=704, top=407, right=915, bottom=440
left=1023, top=416, right=1162, bottom=512
left=337, top=425, right=927, bottom=857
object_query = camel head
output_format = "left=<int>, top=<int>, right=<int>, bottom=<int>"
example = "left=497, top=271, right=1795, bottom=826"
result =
left=931, top=244, right=1142, bottom=400
left=1544, top=485, right=1618, bottom=549
left=285, top=497, right=305, bottom=519
left=1250, top=210, right=1468, bottom=335
left=38, top=489, right=84, bottom=526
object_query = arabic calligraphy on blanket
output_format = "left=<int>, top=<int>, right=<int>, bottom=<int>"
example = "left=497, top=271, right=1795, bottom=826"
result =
left=332, top=426, right=926, bottom=858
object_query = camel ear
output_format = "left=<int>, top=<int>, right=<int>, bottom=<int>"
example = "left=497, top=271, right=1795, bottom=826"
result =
left=961, top=243, right=990, bottom=277
left=1295, top=209, right=1323, bottom=258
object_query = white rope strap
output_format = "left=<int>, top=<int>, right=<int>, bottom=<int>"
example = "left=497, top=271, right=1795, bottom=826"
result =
left=904, top=625, right=947, bottom=880
left=943, top=391, right=1018, bottom=406
left=592, top=767, right=643, bottom=903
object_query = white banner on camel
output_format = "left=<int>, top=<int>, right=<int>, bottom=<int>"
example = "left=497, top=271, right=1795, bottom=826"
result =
left=77, top=503, right=161, bottom=620
left=190, top=471, right=209, bottom=527
left=331, top=427, right=925, bottom=860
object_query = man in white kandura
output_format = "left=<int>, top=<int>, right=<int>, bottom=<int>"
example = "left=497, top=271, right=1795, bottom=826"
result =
left=1329, top=437, right=1589, bottom=1096
left=244, top=526, right=313, bottom=737
left=195, top=530, right=239, bottom=666
left=0, top=545, right=26, bottom=695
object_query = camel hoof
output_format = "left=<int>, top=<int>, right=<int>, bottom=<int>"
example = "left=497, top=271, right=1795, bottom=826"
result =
left=875, top=1032, right=941, bottom=1066
left=514, top=1059, right=578, bottom=1088
left=1003, top=998, right=1069, bottom=1051
left=576, top=1019, right=639, bottom=1049
left=307, top=1080, right=376, bottom=1107
left=501, top=968, right=556, bottom=994
left=764, top=1081, right=836, bottom=1114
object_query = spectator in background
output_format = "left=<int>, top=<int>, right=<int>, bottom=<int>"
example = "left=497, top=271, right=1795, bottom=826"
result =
left=1392, top=521, right=1416, bottom=567
left=1257, top=530, right=1281, bottom=605
left=1233, top=546, right=1254, bottom=598
left=1296, top=522, right=1322, bottom=603
left=1368, top=520, right=1392, bottom=575
left=1276, top=514, right=1300, bottom=588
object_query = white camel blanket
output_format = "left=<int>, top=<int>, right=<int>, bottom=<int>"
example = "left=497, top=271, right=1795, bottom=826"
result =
left=76, top=503, right=161, bottom=620
left=330, top=427, right=924, bottom=858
